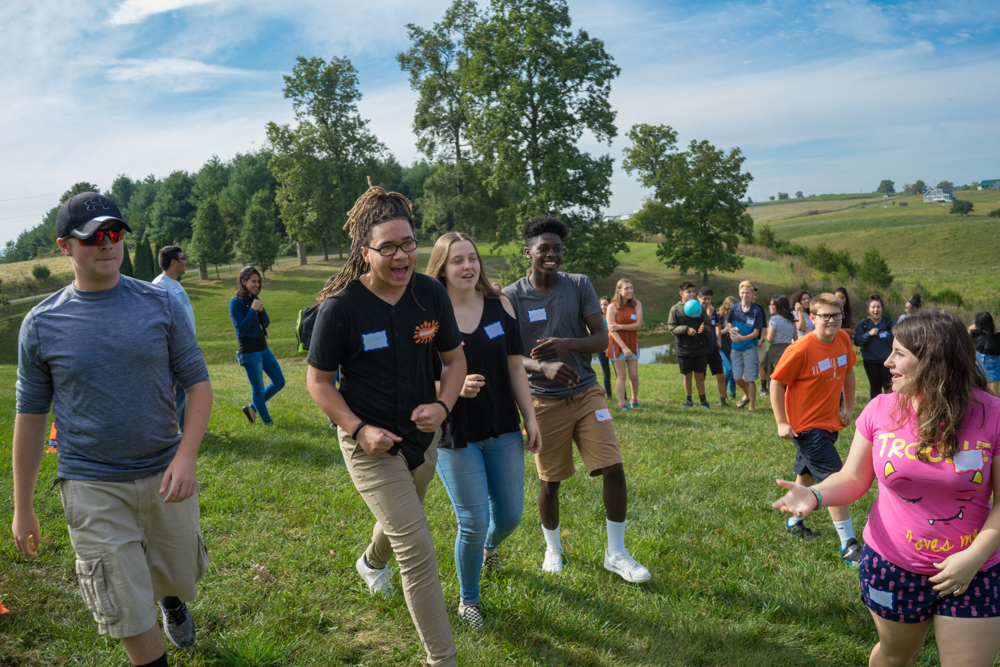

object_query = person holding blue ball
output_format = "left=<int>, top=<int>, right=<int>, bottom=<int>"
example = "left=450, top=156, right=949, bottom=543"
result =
left=667, top=282, right=712, bottom=408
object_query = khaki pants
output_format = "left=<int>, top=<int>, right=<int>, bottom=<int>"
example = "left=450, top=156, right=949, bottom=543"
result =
left=338, top=428, right=457, bottom=667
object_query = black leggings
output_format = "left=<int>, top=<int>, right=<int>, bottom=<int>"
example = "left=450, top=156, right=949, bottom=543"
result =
left=598, top=350, right=614, bottom=398
left=863, top=359, right=892, bottom=400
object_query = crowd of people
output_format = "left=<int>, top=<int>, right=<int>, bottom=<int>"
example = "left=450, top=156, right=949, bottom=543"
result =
left=10, top=187, right=1000, bottom=667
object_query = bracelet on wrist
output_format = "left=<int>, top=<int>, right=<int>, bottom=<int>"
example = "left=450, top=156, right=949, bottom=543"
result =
left=351, top=421, right=368, bottom=441
left=434, top=399, right=450, bottom=421
left=808, top=486, right=823, bottom=509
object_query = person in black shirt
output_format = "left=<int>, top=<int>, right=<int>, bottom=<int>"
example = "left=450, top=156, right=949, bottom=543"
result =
left=306, top=185, right=466, bottom=667
left=425, top=232, right=541, bottom=631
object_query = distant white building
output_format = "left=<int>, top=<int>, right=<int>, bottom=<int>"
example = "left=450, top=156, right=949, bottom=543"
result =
left=923, top=186, right=954, bottom=203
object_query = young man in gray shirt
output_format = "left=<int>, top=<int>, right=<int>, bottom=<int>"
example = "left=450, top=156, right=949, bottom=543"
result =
left=153, top=245, right=196, bottom=430
left=12, top=192, right=212, bottom=667
left=503, top=215, right=650, bottom=583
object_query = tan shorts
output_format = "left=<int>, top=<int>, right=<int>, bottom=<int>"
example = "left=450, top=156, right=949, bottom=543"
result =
left=532, top=384, right=623, bottom=482
left=60, top=472, right=209, bottom=638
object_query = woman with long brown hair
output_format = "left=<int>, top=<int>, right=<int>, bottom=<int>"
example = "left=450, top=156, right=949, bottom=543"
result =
left=425, top=232, right=540, bottom=630
left=229, top=265, right=285, bottom=424
left=773, top=312, right=1000, bottom=666
left=306, top=184, right=466, bottom=667
left=606, top=278, right=643, bottom=410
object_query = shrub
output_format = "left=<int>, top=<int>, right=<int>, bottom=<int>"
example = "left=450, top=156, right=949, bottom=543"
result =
left=755, top=224, right=777, bottom=248
left=31, top=264, right=50, bottom=280
left=950, top=200, right=973, bottom=216
left=858, top=248, right=894, bottom=290
left=988, top=208, right=1000, bottom=218
left=929, top=288, right=964, bottom=307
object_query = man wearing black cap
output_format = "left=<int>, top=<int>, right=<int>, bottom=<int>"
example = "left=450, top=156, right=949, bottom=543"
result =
left=12, top=192, right=213, bottom=667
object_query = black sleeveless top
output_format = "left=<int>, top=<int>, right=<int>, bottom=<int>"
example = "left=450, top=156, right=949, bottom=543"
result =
left=437, top=297, right=524, bottom=449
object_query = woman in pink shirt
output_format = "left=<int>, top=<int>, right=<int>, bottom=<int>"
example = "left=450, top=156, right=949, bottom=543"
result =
left=773, top=311, right=1000, bottom=667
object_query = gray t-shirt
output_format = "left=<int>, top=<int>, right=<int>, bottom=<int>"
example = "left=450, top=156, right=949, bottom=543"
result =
left=503, top=272, right=602, bottom=398
left=769, top=315, right=797, bottom=344
left=16, top=276, right=209, bottom=482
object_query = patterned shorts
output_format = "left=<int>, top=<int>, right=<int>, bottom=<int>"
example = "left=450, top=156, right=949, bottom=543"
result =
left=859, top=544, right=1000, bottom=623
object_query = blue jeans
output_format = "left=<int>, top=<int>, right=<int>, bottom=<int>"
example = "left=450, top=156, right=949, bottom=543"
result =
left=720, top=348, right=736, bottom=396
left=435, top=431, right=525, bottom=606
left=237, top=348, right=285, bottom=424
left=174, top=380, right=186, bottom=432
left=597, top=350, right=613, bottom=398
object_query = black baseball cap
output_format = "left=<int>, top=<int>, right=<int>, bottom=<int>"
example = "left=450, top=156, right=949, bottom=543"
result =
left=56, top=192, right=131, bottom=239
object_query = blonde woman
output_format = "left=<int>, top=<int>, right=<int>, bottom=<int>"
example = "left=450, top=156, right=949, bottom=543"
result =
left=606, top=279, right=643, bottom=410
left=426, top=232, right=541, bottom=630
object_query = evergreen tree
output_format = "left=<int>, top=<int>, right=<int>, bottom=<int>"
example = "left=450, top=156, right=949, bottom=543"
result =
left=237, top=191, right=281, bottom=276
left=858, top=248, right=894, bottom=291
left=133, top=238, right=155, bottom=282
left=120, top=243, right=134, bottom=277
left=190, top=197, right=233, bottom=279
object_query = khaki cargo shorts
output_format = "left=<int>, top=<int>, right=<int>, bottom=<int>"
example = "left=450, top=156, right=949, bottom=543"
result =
left=60, top=472, right=209, bottom=638
left=532, top=384, right=623, bottom=482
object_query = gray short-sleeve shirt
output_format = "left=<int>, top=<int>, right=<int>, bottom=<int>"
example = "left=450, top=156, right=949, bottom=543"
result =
left=503, top=272, right=602, bottom=398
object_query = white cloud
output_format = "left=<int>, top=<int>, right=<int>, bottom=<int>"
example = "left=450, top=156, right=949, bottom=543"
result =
left=106, top=58, right=268, bottom=92
left=108, top=0, right=220, bottom=26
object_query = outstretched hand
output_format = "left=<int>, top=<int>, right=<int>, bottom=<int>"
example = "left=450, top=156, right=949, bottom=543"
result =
left=771, top=478, right=819, bottom=518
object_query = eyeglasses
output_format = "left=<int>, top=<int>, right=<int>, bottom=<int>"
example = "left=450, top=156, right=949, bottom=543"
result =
left=366, top=239, right=418, bottom=256
left=75, top=228, right=125, bottom=246
left=814, top=313, right=844, bottom=322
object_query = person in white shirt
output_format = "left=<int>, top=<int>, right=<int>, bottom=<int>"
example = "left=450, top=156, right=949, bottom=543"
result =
left=153, top=246, right=197, bottom=430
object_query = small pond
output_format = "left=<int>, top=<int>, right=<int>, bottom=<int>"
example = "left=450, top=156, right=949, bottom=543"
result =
left=633, top=333, right=678, bottom=365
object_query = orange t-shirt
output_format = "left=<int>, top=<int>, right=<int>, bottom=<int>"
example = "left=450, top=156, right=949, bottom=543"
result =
left=769, top=329, right=856, bottom=433
left=607, top=303, right=639, bottom=358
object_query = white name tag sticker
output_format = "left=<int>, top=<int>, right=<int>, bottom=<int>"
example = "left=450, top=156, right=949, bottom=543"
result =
left=868, top=585, right=894, bottom=611
left=837, top=354, right=848, bottom=367
left=484, top=321, right=505, bottom=339
left=818, top=358, right=832, bottom=372
left=954, top=449, right=984, bottom=473
left=172, top=287, right=183, bottom=295
left=879, top=331, right=889, bottom=339
left=362, top=330, right=389, bottom=352
left=630, top=313, right=637, bottom=321
left=595, top=408, right=612, bottom=422
left=528, top=308, right=548, bottom=323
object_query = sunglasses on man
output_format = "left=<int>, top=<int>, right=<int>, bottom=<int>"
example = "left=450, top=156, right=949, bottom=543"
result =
left=72, top=227, right=126, bottom=246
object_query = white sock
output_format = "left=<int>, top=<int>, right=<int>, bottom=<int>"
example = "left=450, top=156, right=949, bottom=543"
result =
left=786, top=515, right=803, bottom=526
left=542, top=525, right=562, bottom=553
left=606, top=519, right=626, bottom=554
left=833, top=518, right=855, bottom=547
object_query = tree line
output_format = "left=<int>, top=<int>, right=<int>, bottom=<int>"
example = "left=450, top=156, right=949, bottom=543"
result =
left=4, top=0, right=757, bottom=285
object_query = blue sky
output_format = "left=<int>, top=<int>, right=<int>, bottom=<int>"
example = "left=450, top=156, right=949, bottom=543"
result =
left=2, top=0, right=998, bottom=247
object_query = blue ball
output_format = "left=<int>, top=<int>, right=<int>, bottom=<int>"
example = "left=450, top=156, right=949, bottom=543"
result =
left=684, top=299, right=702, bottom=317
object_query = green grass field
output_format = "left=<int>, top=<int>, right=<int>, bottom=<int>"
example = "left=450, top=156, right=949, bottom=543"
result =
left=763, top=190, right=1000, bottom=310
left=2, top=251, right=993, bottom=666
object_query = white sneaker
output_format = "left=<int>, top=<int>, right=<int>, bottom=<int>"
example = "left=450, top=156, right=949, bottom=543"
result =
left=355, top=553, right=394, bottom=595
left=542, top=548, right=564, bottom=573
left=603, top=548, right=651, bottom=583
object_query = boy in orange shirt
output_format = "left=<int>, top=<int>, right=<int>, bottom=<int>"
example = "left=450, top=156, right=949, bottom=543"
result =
left=769, top=292, right=860, bottom=564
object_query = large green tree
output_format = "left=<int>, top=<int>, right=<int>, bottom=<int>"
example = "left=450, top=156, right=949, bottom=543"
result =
left=149, top=171, right=196, bottom=242
left=464, top=0, right=628, bottom=278
left=858, top=248, right=893, bottom=290
left=266, top=56, right=386, bottom=263
left=190, top=197, right=233, bottom=279
left=877, top=179, right=895, bottom=195
left=623, top=126, right=754, bottom=285
left=237, top=190, right=281, bottom=276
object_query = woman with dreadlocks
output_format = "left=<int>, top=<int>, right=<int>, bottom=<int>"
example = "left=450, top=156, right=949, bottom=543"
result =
left=306, top=183, right=466, bottom=667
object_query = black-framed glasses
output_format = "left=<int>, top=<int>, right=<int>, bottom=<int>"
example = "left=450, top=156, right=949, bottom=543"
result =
left=814, top=313, right=844, bottom=322
left=366, top=239, right=418, bottom=256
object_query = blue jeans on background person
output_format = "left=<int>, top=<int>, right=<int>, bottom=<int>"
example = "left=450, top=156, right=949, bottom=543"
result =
left=237, top=348, right=286, bottom=424
left=720, top=349, right=736, bottom=396
left=435, top=431, right=525, bottom=607
left=174, top=380, right=186, bottom=432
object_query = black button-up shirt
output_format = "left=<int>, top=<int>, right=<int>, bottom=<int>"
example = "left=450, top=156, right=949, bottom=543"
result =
left=308, top=274, right=462, bottom=468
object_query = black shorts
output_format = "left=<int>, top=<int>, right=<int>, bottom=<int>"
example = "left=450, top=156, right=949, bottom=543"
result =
left=678, top=354, right=708, bottom=376
left=792, top=429, right=843, bottom=482
left=706, top=349, right=724, bottom=376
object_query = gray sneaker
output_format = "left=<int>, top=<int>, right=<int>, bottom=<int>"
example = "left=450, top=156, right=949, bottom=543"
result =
left=158, top=597, right=195, bottom=648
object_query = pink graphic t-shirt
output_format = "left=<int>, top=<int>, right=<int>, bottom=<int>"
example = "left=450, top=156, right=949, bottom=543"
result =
left=857, top=389, right=1000, bottom=574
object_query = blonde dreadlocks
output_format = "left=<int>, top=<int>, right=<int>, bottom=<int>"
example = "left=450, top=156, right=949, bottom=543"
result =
left=319, top=180, right=421, bottom=306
